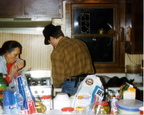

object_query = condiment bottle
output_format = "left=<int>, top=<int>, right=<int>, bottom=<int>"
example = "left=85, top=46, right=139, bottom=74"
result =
left=40, top=95, right=52, bottom=112
left=94, top=101, right=110, bottom=114
left=104, top=89, right=109, bottom=102
left=110, top=97, right=118, bottom=114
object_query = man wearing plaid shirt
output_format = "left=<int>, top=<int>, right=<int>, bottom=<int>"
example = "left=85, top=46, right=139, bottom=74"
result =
left=43, top=24, right=95, bottom=89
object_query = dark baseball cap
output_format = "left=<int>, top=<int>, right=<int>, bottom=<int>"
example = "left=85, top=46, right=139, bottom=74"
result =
left=43, top=24, right=61, bottom=45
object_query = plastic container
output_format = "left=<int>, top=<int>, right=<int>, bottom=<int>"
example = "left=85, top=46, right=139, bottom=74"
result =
left=117, top=99, right=143, bottom=114
left=110, top=97, right=118, bottom=114
left=41, top=95, right=52, bottom=112
left=53, top=93, right=71, bottom=110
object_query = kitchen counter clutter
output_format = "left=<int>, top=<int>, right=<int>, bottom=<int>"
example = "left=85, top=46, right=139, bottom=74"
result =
left=0, top=74, right=143, bottom=114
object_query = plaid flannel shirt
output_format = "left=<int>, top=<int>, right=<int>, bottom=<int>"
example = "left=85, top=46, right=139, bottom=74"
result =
left=51, top=37, right=95, bottom=87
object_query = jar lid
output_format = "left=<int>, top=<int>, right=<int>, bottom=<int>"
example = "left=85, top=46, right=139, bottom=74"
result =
left=41, top=96, right=52, bottom=99
left=95, top=101, right=108, bottom=106
left=61, top=107, right=74, bottom=112
left=117, top=99, right=143, bottom=111
left=75, top=107, right=85, bottom=111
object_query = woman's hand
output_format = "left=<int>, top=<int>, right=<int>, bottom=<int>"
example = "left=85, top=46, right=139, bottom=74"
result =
left=9, top=64, right=19, bottom=78
left=9, top=60, right=25, bottom=79
left=15, top=60, right=25, bottom=70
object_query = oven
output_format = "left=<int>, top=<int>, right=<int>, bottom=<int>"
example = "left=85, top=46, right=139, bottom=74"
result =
left=23, top=70, right=53, bottom=98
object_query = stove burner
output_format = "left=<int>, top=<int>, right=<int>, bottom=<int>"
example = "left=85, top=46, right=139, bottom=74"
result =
left=27, top=77, right=51, bottom=86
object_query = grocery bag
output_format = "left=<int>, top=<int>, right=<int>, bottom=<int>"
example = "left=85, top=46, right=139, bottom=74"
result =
left=3, top=73, right=36, bottom=114
left=16, top=74, right=36, bottom=114
left=71, top=74, right=104, bottom=108
left=3, top=78, right=23, bottom=114
left=3, top=89, right=22, bottom=114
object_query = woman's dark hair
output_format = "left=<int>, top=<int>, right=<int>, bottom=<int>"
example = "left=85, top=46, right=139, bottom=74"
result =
left=0, top=40, right=22, bottom=56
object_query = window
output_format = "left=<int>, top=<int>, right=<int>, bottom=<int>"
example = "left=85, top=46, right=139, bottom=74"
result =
left=65, top=2, right=125, bottom=73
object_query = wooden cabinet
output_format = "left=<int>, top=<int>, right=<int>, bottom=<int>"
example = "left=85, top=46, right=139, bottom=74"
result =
left=65, top=0, right=116, bottom=3
left=65, top=0, right=125, bottom=73
left=125, top=0, right=143, bottom=54
left=24, top=0, right=62, bottom=19
left=0, top=0, right=62, bottom=19
left=0, top=0, right=23, bottom=18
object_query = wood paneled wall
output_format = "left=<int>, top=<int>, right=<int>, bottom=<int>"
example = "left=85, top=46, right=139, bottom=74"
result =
left=0, top=31, right=53, bottom=71
left=0, top=29, right=143, bottom=72
left=125, top=53, right=143, bottom=66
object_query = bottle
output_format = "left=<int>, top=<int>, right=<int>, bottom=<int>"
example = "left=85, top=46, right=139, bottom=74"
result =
left=40, top=95, right=52, bottom=113
left=115, top=90, right=120, bottom=100
left=110, top=97, right=118, bottom=115
left=94, top=101, right=110, bottom=114
left=0, top=73, right=7, bottom=101
left=104, top=89, right=109, bottom=102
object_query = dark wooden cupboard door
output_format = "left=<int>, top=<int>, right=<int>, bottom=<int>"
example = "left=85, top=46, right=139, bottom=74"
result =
left=0, top=0, right=23, bottom=18
left=0, top=0, right=62, bottom=19
left=125, top=0, right=143, bottom=54
left=24, top=0, right=62, bottom=19
left=65, top=1, right=125, bottom=73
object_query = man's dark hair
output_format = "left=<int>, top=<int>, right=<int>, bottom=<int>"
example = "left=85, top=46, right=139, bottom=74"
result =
left=43, top=24, right=64, bottom=45
left=51, top=30, right=64, bottom=39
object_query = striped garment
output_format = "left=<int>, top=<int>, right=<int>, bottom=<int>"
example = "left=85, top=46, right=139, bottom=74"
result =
left=51, top=37, right=95, bottom=88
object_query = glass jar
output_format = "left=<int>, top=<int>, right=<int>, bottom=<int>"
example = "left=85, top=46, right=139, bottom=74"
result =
left=94, top=101, right=110, bottom=114
left=75, top=107, right=85, bottom=114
